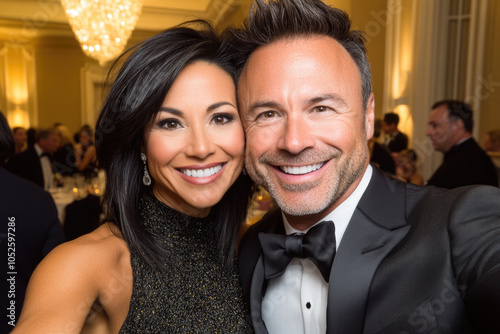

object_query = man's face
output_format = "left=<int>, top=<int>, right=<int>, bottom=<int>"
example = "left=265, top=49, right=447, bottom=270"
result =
left=426, top=105, right=458, bottom=153
left=238, top=36, right=374, bottom=227
left=39, top=133, right=60, bottom=154
left=381, top=121, right=395, bottom=134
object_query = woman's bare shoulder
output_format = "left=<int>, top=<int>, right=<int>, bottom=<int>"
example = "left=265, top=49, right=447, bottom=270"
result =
left=52, top=223, right=129, bottom=270
left=70, top=223, right=127, bottom=251
left=12, top=223, right=132, bottom=333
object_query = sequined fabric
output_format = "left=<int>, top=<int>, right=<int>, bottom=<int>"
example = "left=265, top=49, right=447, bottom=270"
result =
left=119, top=193, right=253, bottom=333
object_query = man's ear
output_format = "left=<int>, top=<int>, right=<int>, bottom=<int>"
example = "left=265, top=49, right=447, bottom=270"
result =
left=452, top=118, right=465, bottom=131
left=365, top=93, right=375, bottom=140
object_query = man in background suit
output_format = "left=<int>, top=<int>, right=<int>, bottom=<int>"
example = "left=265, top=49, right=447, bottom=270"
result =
left=483, top=129, right=500, bottom=187
left=7, top=127, right=60, bottom=190
left=0, top=111, right=65, bottom=332
left=382, top=112, right=408, bottom=153
left=426, top=100, right=498, bottom=189
left=227, top=0, right=500, bottom=332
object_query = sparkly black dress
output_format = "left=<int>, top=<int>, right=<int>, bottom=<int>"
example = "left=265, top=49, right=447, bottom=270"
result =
left=119, top=193, right=253, bottom=333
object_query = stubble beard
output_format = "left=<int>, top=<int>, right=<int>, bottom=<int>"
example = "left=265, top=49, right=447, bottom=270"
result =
left=245, top=144, right=368, bottom=217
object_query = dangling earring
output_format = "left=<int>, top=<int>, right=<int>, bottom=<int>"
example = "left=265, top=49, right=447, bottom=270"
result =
left=242, top=167, right=248, bottom=175
left=141, top=153, right=152, bottom=186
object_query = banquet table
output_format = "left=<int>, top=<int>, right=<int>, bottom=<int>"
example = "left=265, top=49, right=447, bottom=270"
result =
left=50, top=189, right=75, bottom=223
left=49, top=171, right=105, bottom=224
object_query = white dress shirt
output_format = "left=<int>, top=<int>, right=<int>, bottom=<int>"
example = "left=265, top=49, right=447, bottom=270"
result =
left=35, top=143, right=53, bottom=191
left=262, top=165, right=373, bottom=334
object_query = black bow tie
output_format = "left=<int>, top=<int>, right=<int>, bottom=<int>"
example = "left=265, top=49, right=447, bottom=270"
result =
left=258, top=221, right=336, bottom=282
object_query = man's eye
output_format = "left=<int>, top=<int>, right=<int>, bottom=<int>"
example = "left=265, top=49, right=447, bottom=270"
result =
left=259, top=111, right=277, bottom=119
left=314, top=106, right=329, bottom=112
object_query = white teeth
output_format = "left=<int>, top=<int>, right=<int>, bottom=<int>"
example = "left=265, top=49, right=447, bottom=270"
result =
left=281, top=163, right=324, bottom=175
left=181, top=164, right=223, bottom=178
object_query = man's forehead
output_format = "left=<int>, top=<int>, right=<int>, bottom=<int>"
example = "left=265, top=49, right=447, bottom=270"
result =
left=430, top=106, right=448, bottom=120
left=237, top=36, right=358, bottom=97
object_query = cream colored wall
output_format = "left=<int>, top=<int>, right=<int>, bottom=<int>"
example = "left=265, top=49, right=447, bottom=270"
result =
left=348, top=0, right=387, bottom=119
left=479, top=0, right=500, bottom=143
left=225, top=0, right=252, bottom=27
left=324, top=0, right=351, bottom=12
left=34, top=36, right=85, bottom=135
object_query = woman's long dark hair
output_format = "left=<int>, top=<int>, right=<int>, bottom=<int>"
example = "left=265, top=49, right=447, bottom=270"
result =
left=95, top=20, right=253, bottom=269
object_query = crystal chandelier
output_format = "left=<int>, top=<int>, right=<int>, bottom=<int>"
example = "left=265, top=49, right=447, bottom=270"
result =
left=61, top=0, right=143, bottom=66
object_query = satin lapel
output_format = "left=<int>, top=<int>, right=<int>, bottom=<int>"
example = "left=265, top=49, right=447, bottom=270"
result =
left=244, top=209, right=285, bottom=334
left=249, top=256, right=269, bottom=334
left=326, top=168, right=411, bottom=334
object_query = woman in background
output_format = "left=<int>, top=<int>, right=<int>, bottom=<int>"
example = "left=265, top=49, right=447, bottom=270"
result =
left=13, top=21, right=254, bottom=333
left=74, top=125, right=98, bottom=175
left=53, top=124, right=77, bottom=175
left=392, top=149, right=424, bottom=186
left=12, top=127, right=27, bottom=154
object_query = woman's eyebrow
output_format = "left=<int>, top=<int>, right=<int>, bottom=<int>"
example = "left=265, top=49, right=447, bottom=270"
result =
left=159, top=107, right=182, bottom=116
left=207, top=101, right=237, bottom=112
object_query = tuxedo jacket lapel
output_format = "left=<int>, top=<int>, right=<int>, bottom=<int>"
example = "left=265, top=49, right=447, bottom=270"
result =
left=249, top=256, right=268, bottom=334
left=327, top=168, right=410, bottom=334
left=240, top=209, right=284, bottom=334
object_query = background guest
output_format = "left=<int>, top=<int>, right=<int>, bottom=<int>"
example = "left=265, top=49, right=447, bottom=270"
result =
left=74, top=125, right=98, bottom=177
left=368, top=138, right=396, bottom=175
left=392, top=149, right=424, bottom=185
left=483, top=128, right=500, bottom=187
left=12, top=127, right=27, bottom=154
left=0, top=111, right=64, bottom=333
left=368, top=118, right=396, bottom=174
left=53, top=124, right=77, bottom=176
left=426, top=100, right=498, bottom=188
left=26, top=128, right=36, bottom=149
left=7, top=127, right=60, bottom=190
left=483, top=129, right=500, bottom=153
left=381, top=112, right=408, bottom=153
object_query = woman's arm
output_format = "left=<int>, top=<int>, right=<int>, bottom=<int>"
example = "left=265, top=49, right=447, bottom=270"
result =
left=76, top=145, right=97, bottom=172
left=11, top=225, right=130, bottom=334
left=11, top=241, right=100, bottom=333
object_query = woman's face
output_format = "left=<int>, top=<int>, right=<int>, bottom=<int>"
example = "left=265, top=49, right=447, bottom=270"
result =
left=144, top=61, right=245, bottom=217
left=13, top=128, right=27, bottom=148
left=79, top=131, right=91, bottom=146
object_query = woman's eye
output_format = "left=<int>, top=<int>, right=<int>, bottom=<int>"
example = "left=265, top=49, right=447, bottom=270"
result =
left=212, top=113, right=234, bottom=125
left=158, top=119, right=182, bottom=129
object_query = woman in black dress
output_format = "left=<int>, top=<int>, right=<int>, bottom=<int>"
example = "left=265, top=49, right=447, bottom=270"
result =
left=13, top=21, right=254, bottom=333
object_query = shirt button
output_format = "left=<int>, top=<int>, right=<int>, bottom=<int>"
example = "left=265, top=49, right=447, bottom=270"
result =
left=306, top=302, right=311, bottom=309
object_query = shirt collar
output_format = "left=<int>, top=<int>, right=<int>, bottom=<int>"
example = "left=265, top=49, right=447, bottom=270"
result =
left=34, top=143, right=43, bottom=157
left=282, top=165, right=373, bottom=249
left=456, top=136, right=471, bottom=146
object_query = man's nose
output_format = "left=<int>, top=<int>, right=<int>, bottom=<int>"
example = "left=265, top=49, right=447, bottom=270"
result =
left=277, top=114, right=315, bottom=154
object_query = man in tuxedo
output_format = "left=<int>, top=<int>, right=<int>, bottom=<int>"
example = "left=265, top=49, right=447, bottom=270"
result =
left=381, top=112, right=408, bottom=153
left=426, top=100, right=498, bottom=189
left=0, top=112, right=65, bottom=332
left=7, top=127, right=60, bottom=190
left=483, top=129, right=500, bottom=187
left=228, top=0, right=500, bottom=333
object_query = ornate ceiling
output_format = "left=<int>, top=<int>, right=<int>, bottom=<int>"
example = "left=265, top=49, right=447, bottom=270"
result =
left=0, top=0, right=244, bottom=40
